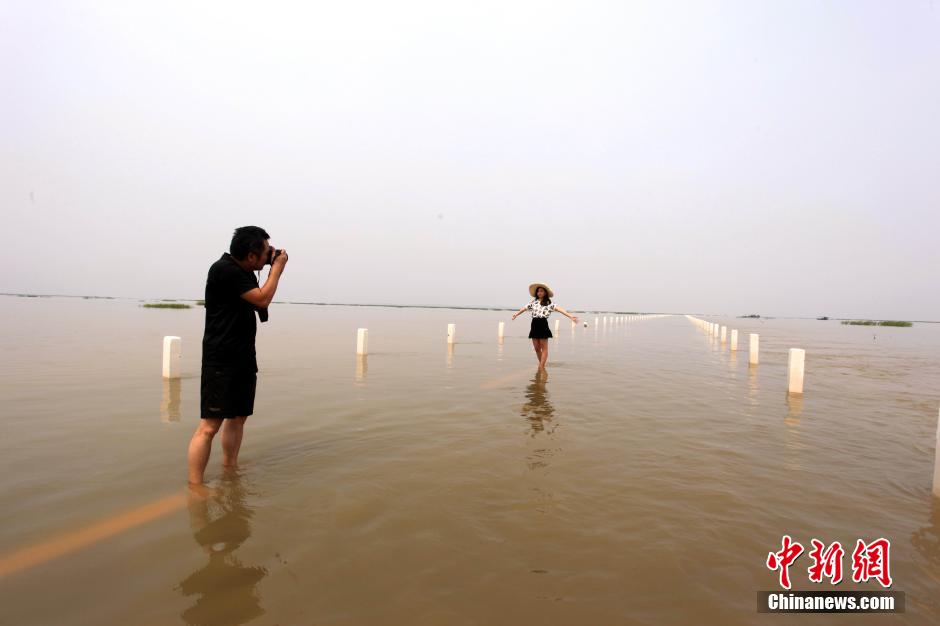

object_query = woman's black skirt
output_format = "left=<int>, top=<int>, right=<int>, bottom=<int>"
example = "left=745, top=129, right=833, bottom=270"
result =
left=528, top=316, right=553, bottom=339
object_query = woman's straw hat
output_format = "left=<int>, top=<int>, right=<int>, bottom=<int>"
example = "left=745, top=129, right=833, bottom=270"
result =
left=528, top=282, right=554, bottom=298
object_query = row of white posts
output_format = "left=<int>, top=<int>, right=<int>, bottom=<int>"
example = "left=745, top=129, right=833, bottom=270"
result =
left=161, top=314, right=670, bottom=371
left=591, top=314, right=666, bottom=327
left=684, top=315, right=805, bottom=394
left=164, top=315, right=672, bottom=368
left=162, top=321, right=939, bottom=498
left=684, top=315, right=940, bottom=497
left=347, top=315, right=667, bottom=357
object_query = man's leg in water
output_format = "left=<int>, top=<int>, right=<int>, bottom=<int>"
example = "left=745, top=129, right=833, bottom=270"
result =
left=221, top=416, right=248, bottom=467
left=188, top=418, right=224, bottom=484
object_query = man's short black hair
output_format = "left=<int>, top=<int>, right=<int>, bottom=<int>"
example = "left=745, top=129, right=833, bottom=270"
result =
left=230, top=226, right=270, bottom=260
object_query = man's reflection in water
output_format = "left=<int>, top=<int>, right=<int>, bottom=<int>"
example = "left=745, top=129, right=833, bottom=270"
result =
left=178, top=469, right=267, bottom=626
left=521, top=369, right=556, bottom=436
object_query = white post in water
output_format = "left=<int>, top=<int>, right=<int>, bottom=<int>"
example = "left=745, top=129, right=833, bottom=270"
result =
left=594, top=317, right=599, bottom=328
left=787, top=348, right=805, bottom=394
left=933, top=405, right=940, bottom=498
left=730, top=329, right=738, bottom=351
left=447, top=323, right=456, bottom=344
left=498, top=321, right=505, bottom=339
left=749, top=333, right=759, bottom=365
left=356, top=328, right=369, bottom=356
left=554, top=318, right=560, bottom=334
left=162, top=336, right=181, bottom=379
left=720, top=326, right=727, bottom=343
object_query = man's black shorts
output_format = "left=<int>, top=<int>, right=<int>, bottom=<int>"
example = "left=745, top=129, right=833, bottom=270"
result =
left=200, top=365, right=257, bottom=419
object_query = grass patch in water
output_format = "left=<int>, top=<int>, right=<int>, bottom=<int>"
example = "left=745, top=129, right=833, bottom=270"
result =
left=841, top=320, right=912, bottom=327
left=142, top=302, right=192, bottom=310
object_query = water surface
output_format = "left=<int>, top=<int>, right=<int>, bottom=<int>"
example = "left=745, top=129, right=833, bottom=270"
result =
left=1, top=297, right=938, bottom=624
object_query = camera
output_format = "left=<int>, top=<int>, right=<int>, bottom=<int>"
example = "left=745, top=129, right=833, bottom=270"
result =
left=266, top=247, right=282, bottom=265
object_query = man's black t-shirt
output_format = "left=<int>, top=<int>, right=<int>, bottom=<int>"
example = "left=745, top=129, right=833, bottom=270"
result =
left=202, top=254, right=260, bottom=371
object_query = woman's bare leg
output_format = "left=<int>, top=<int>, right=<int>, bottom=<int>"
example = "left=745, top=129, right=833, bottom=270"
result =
left=539, top=339, right=549, bottom=368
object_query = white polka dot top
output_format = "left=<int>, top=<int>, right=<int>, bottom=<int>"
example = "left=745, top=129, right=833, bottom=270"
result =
left=526, top=299, right=555, bottom=318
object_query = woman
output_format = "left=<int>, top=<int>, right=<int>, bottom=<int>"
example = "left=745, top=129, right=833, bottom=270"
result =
left=511, top=283, right=579, bottom=369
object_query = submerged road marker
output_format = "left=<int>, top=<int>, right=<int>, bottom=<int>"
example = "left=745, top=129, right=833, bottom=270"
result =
left=0, top=492, right=187, bottom=578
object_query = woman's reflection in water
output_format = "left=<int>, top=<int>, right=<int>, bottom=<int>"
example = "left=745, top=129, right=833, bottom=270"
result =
left=178, top=469, right=267, bottom=626
left=521, top=369, right=559, bottom=485
left=522, top=369, right=556, bottom=436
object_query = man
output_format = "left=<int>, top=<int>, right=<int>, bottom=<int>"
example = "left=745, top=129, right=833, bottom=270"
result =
left=187, top=226, right=288, bottom=485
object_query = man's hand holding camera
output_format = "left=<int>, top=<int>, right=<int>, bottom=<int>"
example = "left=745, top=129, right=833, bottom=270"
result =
left=236, top=240, right=289, bottom=310
left=269, top=247, right=289, bottom=273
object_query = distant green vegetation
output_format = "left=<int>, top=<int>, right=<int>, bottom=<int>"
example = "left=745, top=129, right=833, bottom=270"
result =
left=195, top=300, right=206, bottom=306
left=842, top=320, right=912, bottom=327
left=739, top=314, right=760, bottom=319
left=142, top=303, right=192, bottom=310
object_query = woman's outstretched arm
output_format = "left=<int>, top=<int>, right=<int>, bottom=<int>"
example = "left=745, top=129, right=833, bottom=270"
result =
left=511, top=305, right=529, bottom=320
left=554, top=306, right=580, bottom=323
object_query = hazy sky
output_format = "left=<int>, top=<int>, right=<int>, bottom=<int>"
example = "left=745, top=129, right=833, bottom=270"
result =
left=3, top=1, right=938, bottom=318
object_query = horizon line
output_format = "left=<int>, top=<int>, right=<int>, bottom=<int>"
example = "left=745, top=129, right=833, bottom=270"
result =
left=1, top=292, right=936, bottom=324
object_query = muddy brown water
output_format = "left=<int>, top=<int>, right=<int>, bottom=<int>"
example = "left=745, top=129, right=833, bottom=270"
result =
left=1, top=297, right=939, bottom=625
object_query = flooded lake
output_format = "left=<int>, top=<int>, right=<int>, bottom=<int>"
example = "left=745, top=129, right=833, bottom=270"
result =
left=1, top=296, right=939, bottom=625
